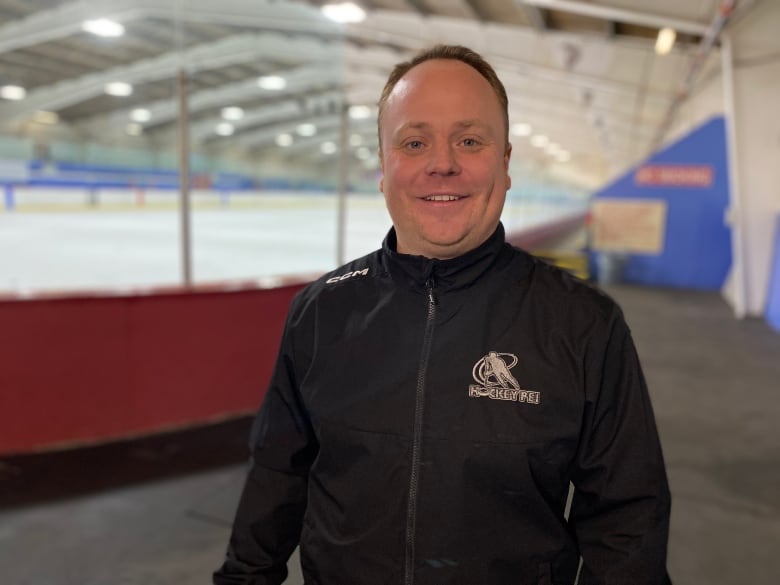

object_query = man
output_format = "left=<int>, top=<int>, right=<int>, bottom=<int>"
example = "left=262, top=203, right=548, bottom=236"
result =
left=214, top=44, right=672, bottom=585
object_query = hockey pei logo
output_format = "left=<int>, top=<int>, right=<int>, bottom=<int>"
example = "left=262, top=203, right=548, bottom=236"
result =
left=469, top=352, right=540, bottom=405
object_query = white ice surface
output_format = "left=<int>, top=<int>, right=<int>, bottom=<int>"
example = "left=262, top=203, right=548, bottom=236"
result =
left=0, top=193, right=578, bottom=295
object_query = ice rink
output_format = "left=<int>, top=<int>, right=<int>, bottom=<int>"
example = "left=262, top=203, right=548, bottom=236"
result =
left=0, top=190, right=582, bottom=295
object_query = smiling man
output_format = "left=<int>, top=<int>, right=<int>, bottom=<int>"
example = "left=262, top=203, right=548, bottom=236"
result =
left=378, top=55, right=511, bottom=259
left=214, top=45, right=672, bottom=585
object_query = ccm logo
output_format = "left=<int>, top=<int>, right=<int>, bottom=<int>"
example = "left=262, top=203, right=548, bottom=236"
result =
left=326, top=268, right=369, bottom=284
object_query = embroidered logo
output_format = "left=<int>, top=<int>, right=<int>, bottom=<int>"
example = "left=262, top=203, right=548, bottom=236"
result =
left=325, top=268, right=369, bottom=284
left=469, top=351, right=540, bottom=404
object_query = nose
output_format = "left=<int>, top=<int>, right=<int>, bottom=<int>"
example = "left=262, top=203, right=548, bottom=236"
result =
left=425, top=143, right=460, bottom=176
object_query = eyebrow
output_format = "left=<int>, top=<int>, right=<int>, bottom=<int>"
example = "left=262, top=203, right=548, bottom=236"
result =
left=396, top=119, right=491, bottom=133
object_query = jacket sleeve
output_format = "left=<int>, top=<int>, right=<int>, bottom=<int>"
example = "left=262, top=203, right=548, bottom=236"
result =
left=213, top=295, right=318, bottom=585
left=569, top=307, right=672, bottom=585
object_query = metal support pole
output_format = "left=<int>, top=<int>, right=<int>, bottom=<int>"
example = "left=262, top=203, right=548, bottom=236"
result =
left=336, top=103, right=349, bottom=266
left=178, top=68, right=193, bottom=287
left=721, top=34, right=748, bottom=318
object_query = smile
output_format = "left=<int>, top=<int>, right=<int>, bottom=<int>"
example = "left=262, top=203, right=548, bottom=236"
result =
left=424, top=195, right=462, bottom=201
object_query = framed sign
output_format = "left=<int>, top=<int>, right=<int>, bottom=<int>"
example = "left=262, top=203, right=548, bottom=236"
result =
left=592, top=199, right=668, bottom=254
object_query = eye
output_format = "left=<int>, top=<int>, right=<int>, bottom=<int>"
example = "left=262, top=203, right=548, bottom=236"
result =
left=405, top=140, right=424, bottom=150
left=461, top=137, right=481, bottom=147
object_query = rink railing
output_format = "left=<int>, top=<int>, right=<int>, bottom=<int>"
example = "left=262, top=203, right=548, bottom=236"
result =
left=0, top=215, right=586, bottom=456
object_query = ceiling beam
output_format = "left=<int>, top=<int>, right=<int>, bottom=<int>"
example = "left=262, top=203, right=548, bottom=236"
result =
left=516, top=0, right=710, bottom=35
left=460, top=0, right=489, bottom=22
left=0, top=0, right=339, bottom=56
left=404, top=0, right=433, bottom=17
left=514, top=2, right=548, bottom=30
left=0, top=33, right=342, bottom=128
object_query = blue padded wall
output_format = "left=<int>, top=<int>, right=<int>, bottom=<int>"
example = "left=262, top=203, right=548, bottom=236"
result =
left=593, top=116, right=732, bottom=290
left=766, top=215, right=780, bottom=332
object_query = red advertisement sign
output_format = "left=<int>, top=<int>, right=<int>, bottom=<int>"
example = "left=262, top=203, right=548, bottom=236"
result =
left=635, top=165, right=714, bottom=187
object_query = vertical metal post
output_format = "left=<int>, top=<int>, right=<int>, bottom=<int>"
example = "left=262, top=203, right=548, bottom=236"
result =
left=722, top=33, right=748, bottom=318
left=336, top=103, right=349, bottom=266
left=178, top=68, right=193, bottom=287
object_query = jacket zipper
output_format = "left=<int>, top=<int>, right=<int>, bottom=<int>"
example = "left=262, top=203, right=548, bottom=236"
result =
left=404, top=277, right=438, bottom=585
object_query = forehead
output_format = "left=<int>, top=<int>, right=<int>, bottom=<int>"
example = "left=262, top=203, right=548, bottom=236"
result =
left=384, top=59, right=502, bottom=123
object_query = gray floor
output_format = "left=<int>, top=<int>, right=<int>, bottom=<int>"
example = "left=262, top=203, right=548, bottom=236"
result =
left=1, top=284, right=779, bottom=584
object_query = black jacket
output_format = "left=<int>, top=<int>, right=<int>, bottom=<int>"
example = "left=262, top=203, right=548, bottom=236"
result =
left=214, top=224, right=672, bottom=585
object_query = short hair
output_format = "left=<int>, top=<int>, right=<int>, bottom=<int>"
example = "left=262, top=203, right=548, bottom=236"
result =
left=377, top=44, right=509, bottom=148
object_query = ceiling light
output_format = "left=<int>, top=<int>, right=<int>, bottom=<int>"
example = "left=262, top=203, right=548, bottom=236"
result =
left=511, top=123, right=532, bottom=137
left=545, top=143, right=562, bottom=156
left=655, top=27, right=676, bottom=55
left=33, top=111, right=59, bottom=125
left=348, top=105, right=372, bottom=120
left=258, top=75, right=286, bottom=91
left=82, top=18, right=125, bottom=38
left=556, top=151, right=571, bottom=163
left=321, top=141, right=338, bottom=154
left=0, top=85, right=26, bottom=100
left=126, top=123, right=143, bottom=136
left=321, top=2, right=367, bottom=24
left=530, top=134, right=549, bottom=148
left=349, top=133, right=364, bottom=146
left=105, top=82, right=133, bottom=97
left=297, top=123, right=317, bottom=137
left=216, top=122, right=235, bottom=136
left=130, top=108, right=151, bottom=123
left=221, top=106, right=244, bottom=121
left=275, top=133, right=293, bottom=147
left=356, top=146, right=372, bottom=160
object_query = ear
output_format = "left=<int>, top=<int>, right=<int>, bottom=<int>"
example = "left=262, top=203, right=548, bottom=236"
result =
left=378, top=148, right=385, bottom=193
left=504, top=143, right=512, bottom=190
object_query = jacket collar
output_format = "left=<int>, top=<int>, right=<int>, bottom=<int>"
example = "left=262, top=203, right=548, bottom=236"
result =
left=381, top=223, right=508, bottom=292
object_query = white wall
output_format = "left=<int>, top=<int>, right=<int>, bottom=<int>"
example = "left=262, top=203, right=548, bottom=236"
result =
left=666, top=2, right=780, bottom=317
left=728, top=2, right=780, bottom=316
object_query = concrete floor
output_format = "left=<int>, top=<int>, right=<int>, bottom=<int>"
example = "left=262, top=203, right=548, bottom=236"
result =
left=1, top=284, right=779, bottom=584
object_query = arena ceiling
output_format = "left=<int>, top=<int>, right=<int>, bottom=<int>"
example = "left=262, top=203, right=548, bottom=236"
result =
left=0, top=0, right=761, bottom=186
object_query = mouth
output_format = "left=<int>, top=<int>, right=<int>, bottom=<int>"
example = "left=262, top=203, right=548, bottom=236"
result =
left=423, top=194, right=463, bottom=201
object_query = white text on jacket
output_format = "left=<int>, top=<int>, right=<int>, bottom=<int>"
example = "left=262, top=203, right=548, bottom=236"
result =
left=326, top=268, right=369, bottom=284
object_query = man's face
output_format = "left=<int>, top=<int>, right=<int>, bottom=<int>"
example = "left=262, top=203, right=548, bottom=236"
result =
left=379, top=59, right=512, bottom=259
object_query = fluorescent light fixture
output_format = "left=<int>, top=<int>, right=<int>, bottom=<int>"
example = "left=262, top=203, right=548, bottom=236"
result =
left=275, top=133, right=293, bottom=147
left=348, top=105, right=372, bottom=119
left=320, top=141, right=338, bottom=154
left=655, top=27, right=676, bottom=55
left=297, top=123, right=317, bottom=137
left=258, top=75, right=286, bottom=90
left=321, top=2, right=366, bottom=23
left=82, top=18, right=125, bottom=37
left=221, top=106, right=244, bottom=121
left=216, top=122, right=235, bottom=136
left=511, top=123, right=532, bottom=137
left=130, top=108, right=151, bottom=123
left=530, top=134, right=549, bottom=148
left=356, top=146, right=372, bottom=160
left=105, top=81, right=133, bottom=97
left=126, top=123, right=143, bottom=136
left=33, top=111, right=59, bottom=125
left=0, top=85, right=26, bottom=100
left=349, top=133, right=364, bottom=146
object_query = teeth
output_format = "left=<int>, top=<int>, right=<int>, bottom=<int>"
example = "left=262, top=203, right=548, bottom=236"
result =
left=425, top=195, right=460, bottom=201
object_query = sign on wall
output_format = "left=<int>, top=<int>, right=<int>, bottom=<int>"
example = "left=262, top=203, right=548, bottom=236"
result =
left=592, top=198, right=668, bottom=254
left=634, top=164, right=714, bottom=188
